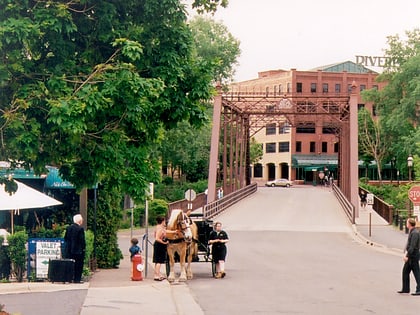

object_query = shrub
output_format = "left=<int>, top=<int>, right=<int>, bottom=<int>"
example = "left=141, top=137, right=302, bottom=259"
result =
left=7, top=231, right=28, bottom=282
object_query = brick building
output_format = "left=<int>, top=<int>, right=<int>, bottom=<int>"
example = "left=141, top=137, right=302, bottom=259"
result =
left=229, top=61, right=386, bottom=185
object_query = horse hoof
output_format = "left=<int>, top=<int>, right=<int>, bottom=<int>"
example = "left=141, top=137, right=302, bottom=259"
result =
left=179, top=277, right=187, bottom=282
left=168, top=278, right=175, bottom=283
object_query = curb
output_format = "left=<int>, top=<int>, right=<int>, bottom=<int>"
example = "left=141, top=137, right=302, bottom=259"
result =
left=351, top=224, right=403, bottom=257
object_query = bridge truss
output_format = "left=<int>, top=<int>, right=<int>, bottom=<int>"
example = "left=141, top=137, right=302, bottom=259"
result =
left=207, top=86, right=360, bottom=221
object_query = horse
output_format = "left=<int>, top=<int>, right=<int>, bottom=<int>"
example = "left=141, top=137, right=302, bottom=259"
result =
left=166, top=209, right=198, bottom=282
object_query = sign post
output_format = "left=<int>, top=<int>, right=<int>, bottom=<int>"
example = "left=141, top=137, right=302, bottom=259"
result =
left=185, top=189, right=197, bottom=211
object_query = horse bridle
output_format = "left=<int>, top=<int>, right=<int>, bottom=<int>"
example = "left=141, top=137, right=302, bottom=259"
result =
left=177, top=212, right=193, bottom=242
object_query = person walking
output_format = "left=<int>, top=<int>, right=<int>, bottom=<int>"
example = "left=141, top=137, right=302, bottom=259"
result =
left=359, top=190, right=367, bottom=209
left=209, top=221, right=229, bottom=279
left=64, top=214, right=86, bottom=283
left=153, top=216, right=168, bottom=281
left=398, top=218, right=420, bottom=295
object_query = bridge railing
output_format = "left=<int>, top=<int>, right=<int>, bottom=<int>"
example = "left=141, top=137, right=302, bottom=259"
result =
left=359, top=187, right=394, bottom=224
left=203, top=183, right=258, bottom=219
left=332, top=183, right=355, bottom=224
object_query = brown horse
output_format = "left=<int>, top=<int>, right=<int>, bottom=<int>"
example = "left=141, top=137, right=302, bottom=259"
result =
left=166, top=209, right=198, bottom=282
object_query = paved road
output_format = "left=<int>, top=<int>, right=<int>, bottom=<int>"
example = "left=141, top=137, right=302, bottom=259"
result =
left=187, top=186, right=418, bottom=315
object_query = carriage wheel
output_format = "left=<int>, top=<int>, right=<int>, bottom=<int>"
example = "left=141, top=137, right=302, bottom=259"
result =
left=211, top=260, right=217, bottom=277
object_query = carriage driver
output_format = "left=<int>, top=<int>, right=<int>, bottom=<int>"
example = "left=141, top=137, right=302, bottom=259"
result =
left=209, top=221, right=229, bottom=279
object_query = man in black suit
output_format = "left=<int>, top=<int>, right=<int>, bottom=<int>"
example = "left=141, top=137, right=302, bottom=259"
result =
left=398, top=218, right=420, bottom=295
left=64, top=214, right=86, bottom=283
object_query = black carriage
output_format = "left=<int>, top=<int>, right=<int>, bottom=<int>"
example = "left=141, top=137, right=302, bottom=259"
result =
left=165, top=213, right=216, bottom=277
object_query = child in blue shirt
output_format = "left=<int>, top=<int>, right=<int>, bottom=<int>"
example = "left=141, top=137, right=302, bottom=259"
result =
left=129, top=237, right=142, bottom=261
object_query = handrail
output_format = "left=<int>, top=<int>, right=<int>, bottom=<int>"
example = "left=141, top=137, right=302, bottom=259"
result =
left=332, top=183, right=355, bottom=224
left=359, top=187, right=394, bottom=224
left=203, top=183, right=258, bottom=219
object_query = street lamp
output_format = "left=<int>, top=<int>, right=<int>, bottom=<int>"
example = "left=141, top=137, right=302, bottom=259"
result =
left=407, top=155, right=413, bottom=182
left=391, top=157, right=396, bottom=182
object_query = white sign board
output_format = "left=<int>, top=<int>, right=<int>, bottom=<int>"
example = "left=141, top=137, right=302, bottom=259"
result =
left=367, top=193, right=374, bottom=205
left=413, top=205, right=420, bottom=218
left=185, top=189, right=196, bottom=202
left=36, top=241, right=62, bottom=279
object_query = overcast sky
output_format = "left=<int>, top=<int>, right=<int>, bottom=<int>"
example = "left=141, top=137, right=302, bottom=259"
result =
left=204, top=0, right=420, bottom=82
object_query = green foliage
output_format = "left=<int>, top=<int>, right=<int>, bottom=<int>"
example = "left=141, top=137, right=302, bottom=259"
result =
left=29, top=224, right=66, bottom=238
left=190, top=16, right=241, bottom=83
left=0, top=0, right=227, bottom=268
left=134, top=199, right=169, bottom=226
left=154, top=179, right=208, bottom=202
left=360, top=182, right=414, bottom=212
left=87, top=182, right=123, bottom=269
left=7, top=230, right=28, bottom=282
left=249, top=137, right=263, bottom=164
left=358, top=107, right=388, bottom=181
left=362, top=28, right=420, bottom=173
left=84, top=230, right=94, bottom=273
left=0, top=237, right=10, bottom=280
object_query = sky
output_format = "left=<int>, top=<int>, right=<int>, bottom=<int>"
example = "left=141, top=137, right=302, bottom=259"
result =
left=201, top=0, right=420, bottom=82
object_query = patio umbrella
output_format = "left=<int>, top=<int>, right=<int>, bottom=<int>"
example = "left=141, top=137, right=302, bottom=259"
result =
left=0, top=180, right=62, bottom=233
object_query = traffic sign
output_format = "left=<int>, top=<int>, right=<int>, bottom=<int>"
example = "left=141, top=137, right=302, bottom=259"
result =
left=408, top=186, right=420, bottom=203
left=185, top=189, right=196, bottom=202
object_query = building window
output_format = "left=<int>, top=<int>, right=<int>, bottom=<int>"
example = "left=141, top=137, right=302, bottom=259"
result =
left=296, top=82, right=303, bottom=93
left=287, top=83, right=291, bottom=93
left=360, top=84, right=366, bottom=92
left=372, top=85, right=378, bottom=90
left=358, top=104, right=365, bottom=110
left=296, top=141, right=302, bottom=153
left=322, top=142, right=328, bottom=153
left=311, top=83, right=316, bottom=93
left=309, top=141, right=316, bottom=153
left=253, top=163, right=263, bottom=178
left=322, top=83, right=328, bottom=93
left=347, top=84, right=352, bottom=92
left=279, top=141, right=290, bottom=153
left=335, top=84, right=341, bottom=93
left=279, top=122, right=291, bottom=134
left=266, top=123, right=276, bottom=135
left=266, top=87, right=269, bottom=96
left=266, top=142, right=276, bottom=153
left=296, top=122, right=315, bottom=134
left=372, top=105, right=377, bottom=116
left=334, top=142, right=339, bottom=153
left=279, top=84, right=282, bottom=93
left=274, top=85, right=277, bottom=96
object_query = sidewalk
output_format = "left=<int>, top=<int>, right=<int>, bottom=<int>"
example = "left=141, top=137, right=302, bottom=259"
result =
left=353, top=205, right=406, bottom=255
left=79, top=230, right=204, bottom=315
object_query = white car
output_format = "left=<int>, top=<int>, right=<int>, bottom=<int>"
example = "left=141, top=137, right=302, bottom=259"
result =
left=265, top=178, right=293, bottom=187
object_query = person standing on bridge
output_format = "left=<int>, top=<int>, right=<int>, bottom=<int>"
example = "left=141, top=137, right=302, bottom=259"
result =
left=359, top=190, right=367, bottom=209
left=398, top=218, right=420, bottom=295
left=209, top=221, right=229, bottom=279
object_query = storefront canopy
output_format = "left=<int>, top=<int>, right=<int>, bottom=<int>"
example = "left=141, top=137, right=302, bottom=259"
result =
left=292, top=154, right=338, bottom=170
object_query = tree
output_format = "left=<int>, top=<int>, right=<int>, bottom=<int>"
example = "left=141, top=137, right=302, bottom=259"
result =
left=249, top=137, right=263, bottom=165
left=362, top=28, right=419, bottom=178
left=0, top=0, right=227, bottom=267
left=189, top=16, right=241, bottom=83
left=358, top=108, right=388, bottom=182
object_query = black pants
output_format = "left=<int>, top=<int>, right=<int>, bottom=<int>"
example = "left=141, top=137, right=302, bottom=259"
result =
left=402, top=258, right=420, bottom=292
left=69, top=253, right=84, bottom=283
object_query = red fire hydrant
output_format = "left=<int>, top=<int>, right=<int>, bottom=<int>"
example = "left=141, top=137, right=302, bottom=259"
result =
left=131, top=254, right=143, bottom=281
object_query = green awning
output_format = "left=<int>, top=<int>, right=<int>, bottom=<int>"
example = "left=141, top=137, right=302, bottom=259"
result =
left=45, top=166, right=74, bottom=189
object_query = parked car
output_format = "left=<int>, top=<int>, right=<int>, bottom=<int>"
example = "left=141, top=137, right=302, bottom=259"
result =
left=265, top=178, right=293, bottom=187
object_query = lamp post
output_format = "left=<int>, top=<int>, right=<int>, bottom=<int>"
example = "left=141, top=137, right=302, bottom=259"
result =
left=391, top=157, right=396, bottom=183
left=407, top=155, right=413, bottom=182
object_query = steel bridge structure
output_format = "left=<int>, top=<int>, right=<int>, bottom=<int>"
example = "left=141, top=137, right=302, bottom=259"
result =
left=207, top=83, right=360, bottom=221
